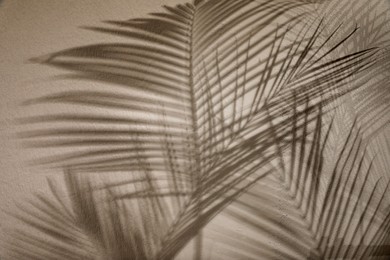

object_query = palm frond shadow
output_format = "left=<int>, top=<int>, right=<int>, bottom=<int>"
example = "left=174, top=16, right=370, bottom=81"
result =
left=8, top=106, right=390, bottom=260
left=5, top=174, right=151, bottom=260
left=300, top=0, right=390, bottom=138
left=215, top=114, right=390, bottom=259
left=8, top=0, right=390, bottom=259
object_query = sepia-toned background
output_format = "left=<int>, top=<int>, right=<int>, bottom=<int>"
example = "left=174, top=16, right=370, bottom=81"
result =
left=1, top=0, right=390, bottom=258
left=0, top=0, right=186, bottom=253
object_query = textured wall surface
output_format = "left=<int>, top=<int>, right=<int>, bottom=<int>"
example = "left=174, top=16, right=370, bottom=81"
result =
left=1, top=0, right=390, bottom=259
left=0, top=0, right=182, bottom=252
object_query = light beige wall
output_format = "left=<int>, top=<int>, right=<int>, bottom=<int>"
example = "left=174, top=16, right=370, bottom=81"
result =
left=0, top=0, right=389, bottom=259
left=0, top=0, right=184, bottom=252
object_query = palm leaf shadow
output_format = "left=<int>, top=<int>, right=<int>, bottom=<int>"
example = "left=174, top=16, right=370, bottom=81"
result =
left=215, top=114, right=390, bottom=259
left=302, top=0, right=390, bottom=138
left=5, top=173, right=151, bottom=260
left=8, top=0, right=390, bottom=259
